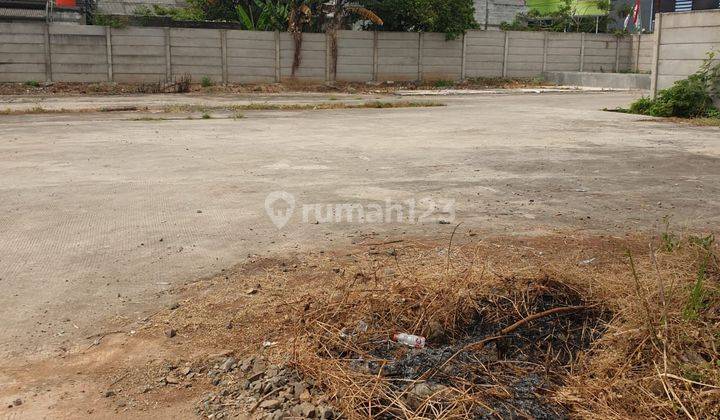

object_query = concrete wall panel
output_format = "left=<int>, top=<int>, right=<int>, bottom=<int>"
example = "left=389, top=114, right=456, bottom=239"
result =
left=0, top=23, right=652, bottom=85
left=279, top=32, right=325, bottom=81
left=377, top=32, right=419, bottom=81
left=0, top=22, right=46, bottom=82
left=654, top=10, right=720, bottom=92
left=111, top=27, right=167, bottom=83
left=336, top=30, right=373, bottom=82
left=421, top=33, right=461, bottom=80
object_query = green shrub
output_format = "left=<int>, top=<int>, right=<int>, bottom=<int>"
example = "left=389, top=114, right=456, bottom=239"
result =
left=433, top=79, right=455, bottom=88
left=360, top=0, right=478, bottom=39
left=92, top=13, right=128, bottom=28
left=628, top=96, right=653, bottom=115
left=500, top=0, right=612, bottom=33
left=655, top=76, right=715, bottom=117
left=134, top=4, right=204, bottom=22
left=24, top=80, right=40, bottom=87
left=627, top=51, right=719, bottom=118
left=200, top=76, right=213, bottom=88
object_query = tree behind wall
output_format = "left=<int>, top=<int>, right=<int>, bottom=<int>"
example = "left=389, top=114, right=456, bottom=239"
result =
left=359, top=0, right=478, bottom=39
left=500, top=0, right=613, bottom=33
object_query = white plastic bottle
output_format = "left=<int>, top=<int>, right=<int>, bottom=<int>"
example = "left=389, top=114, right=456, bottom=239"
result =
left=393, top=333, right=426, bottom=349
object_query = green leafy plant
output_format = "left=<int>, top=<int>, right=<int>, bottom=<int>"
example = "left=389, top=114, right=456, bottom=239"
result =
left=92, top=13, right=129, bottom=28
left=660, top=215, right=679, bottom=253
left=201, top=112, right=211, bottom=119
left=683, top=239, right=714, bottom=320
left=628, top=51, right=720, bottom=118
left=433, top=79, right=455, bottom=88
left=236, top=0, right=290, bottom=31
left=500, top=0, right=611, bottom=33
left=135, top=4, right=204, bottom=21
left=200, top=76, right=214, bottom=88
left=359, top=0, right=478, bottom=39
left=24, top=80, right=40, bottom=87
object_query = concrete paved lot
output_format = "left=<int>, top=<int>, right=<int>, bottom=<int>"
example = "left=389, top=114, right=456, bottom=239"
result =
left=1, top=91, right=719, bottom=360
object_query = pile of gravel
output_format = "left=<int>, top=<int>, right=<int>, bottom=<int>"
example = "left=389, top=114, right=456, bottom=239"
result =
left=196, top=355, right=340, bottom=419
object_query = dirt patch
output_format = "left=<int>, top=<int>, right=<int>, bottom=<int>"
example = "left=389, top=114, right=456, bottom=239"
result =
left=0, top=100, right=443, bottom=116
left=1, top=233, right=718, bottom=419
left=0, top=78, right=546, bottom=97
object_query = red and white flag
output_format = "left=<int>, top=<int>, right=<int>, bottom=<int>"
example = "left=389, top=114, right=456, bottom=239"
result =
left=632, top=0, right=641, bottom=27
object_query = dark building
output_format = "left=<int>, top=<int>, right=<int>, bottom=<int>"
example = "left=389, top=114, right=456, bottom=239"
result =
left=655, top=0, right=720, bottom=12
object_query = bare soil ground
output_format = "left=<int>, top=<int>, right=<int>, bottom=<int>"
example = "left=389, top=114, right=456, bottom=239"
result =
left=1, top=89, right=719, bottom=419
left=0, top=78, right=545, bottom=97
left=2, top=233, right=718, bottom=419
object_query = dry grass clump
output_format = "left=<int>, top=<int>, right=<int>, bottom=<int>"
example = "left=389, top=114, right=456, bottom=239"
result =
left=279, top=233, right=719, bottom=419
left=285, top=240, right=603, bottom=418
left=161, top=101, right=443, bottom=114
left=559, top=235, right=720, bottom=419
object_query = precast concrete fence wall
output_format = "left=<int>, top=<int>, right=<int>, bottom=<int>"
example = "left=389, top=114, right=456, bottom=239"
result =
left=651, top=10, right=720, bottom=96
left=0, top=22, right=653, bottom=84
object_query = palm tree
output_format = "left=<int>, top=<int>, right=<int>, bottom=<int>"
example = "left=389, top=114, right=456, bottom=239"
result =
left=326, top=0, right=383, bottom=80
left=287, top=0, right=381, bottom=78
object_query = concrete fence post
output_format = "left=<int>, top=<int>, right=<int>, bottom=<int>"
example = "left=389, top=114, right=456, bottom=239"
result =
left=105, top=27, right=113, bottom=82
left=220, top=29, right=228, bottom=84
left=579, top=32, right=585, bottom=72
left=164, top=27, right=171, bottom=82
left=614, top=37, right=620, bottom=72
left=650, top=13, right=662, bottom=97
left=325, top=32, right=331, bottom=82
left=417, top=32, right=423, bottom=81
left=460, top=32, right=466, bottom=80
left=43, top=23, right=52, bottom=82
left=634, top=34, right=641, bottom=73
left=542, top=31, right=548, bottom=73
left=502, top=31, right=509, bottom=77
left=372, top=31, right=378, bottom=82
left=274, top=30, right=280, bottom=83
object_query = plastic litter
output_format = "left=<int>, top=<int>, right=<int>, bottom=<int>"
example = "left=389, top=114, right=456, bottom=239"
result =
left=392, top=333, right=425, bottom=349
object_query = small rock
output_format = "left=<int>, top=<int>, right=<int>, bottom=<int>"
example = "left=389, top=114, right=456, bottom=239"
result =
left=298, top=402, right=316, bottom=418
left=259, top=399, right=281, bottom=410
left=245, top=288, right=258, bottom=295
left=179, top=366, right=192, bottom=376
left=252, top=358, right=267, bottom=373
left=103, top=390, right=115, bottom=398
left=12, top=398, right=22, bottom=407
left=165, top=374, right=181, bottom=384
left=299, top=388, right=312, bottom=402
left=265, top=366, right=279, bottom=377
left=165, top=328, right=177, bottom=338
left=426, top=320, right=446, bottom=343
left=318, top=405, right=336, bottom=419
left=220, top=357, right=236, bottom=372
left=240, top=356, right=255, bottom=372
left=291, top=382, right=306, bottom=398
left=168, top=302, right=180, bottom=310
